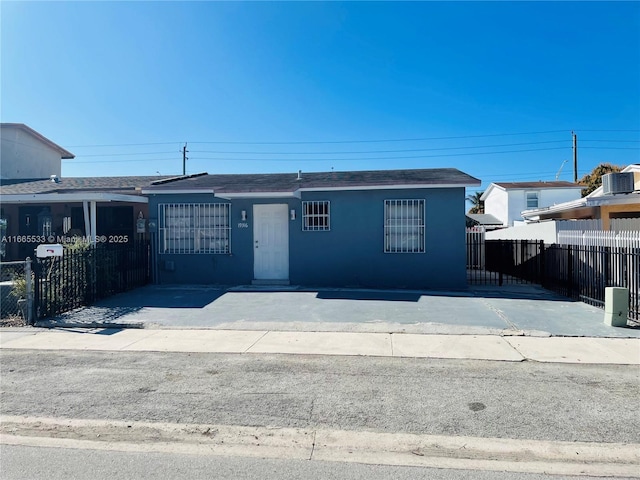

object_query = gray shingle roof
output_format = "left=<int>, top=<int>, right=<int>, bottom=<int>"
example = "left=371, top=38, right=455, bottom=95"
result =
left=466, top=213, right=503, bottom=225
left=145, top=168, right=480, bottom=193
left=0, top=176, right=171, bottom=195
left=1, top=168, right=480, bottom=197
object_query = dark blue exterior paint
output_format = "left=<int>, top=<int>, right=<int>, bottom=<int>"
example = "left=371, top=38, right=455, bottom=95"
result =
left=147, top=187, right=467, bottom=289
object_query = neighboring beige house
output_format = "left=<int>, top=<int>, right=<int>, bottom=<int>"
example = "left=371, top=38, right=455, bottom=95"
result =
left=521, top=164, right=640, bottom=230
left=481, top=181, right=583, bottom=227
left=1, top=123, right=75, bottom=180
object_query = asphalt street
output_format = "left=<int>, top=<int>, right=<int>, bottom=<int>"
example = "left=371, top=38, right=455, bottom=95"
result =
left=2, top=350, right=638, bottom=444
left=2, top=445, right=636, bottom=480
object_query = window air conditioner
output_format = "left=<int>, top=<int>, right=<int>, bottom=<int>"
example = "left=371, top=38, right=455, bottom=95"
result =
left=602, top=172, right=634, bottom=195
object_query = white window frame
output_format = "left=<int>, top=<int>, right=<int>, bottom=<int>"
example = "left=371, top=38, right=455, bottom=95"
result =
left=158, top=203, right=231, bottom=254
left=302, top=201, right=331, bottom=231
left=525, top=191, right=539, bottom=209
left=384, top=199, right=425, bottom=253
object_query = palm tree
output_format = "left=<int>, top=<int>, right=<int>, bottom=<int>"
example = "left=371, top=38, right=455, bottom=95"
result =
left=466, top=191, right=484, bottom=214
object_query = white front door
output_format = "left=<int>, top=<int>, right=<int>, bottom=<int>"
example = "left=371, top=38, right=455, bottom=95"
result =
left=253, top=204, right=289, bottom=280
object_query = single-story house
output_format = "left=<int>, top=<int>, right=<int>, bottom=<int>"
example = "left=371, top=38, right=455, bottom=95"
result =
left=141, top=168, right=481, bottom=290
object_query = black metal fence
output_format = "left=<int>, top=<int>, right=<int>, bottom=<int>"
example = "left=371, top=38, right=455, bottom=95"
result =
left=467, top=238, right=640, bottom=321
left=34, top=242, right=150, bottom=319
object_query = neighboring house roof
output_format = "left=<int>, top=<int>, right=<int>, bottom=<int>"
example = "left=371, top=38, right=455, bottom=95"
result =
left=481, top=181, right=582, bottom=201
left=0, top=123, right=75, bottom=159
left=492, top=181, right=579, bottom=189
left=466, top=213, right=503, bottom=226
left=142, top=168, right=481, bottom=195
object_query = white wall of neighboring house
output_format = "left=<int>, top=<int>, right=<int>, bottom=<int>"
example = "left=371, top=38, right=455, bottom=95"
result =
left=1, top=126, right=63, bottom=179
left=485, top=221, right=558, bottom=244
left=484, top=186, right=582, bottom=226
left=483, top=189, right=509, bottom=226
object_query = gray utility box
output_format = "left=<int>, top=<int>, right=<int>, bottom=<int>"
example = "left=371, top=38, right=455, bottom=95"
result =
left=604, top=287, right=629, bottom=327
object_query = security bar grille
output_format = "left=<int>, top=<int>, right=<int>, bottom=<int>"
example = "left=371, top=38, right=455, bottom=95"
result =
left=159, top=203, right=231, bottom=254
left=384, top=199, right=425, bottom=253
left=302, top=201, right=331, bottom=231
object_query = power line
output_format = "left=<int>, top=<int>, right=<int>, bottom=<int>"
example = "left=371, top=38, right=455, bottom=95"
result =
left=581, top=146, right=640, bottom=150
left=189, top=140, right=568, bottom=156
left=64, top=146, right=569, bottom=164
left=61, top=130, right=571, bottom=149
left=575, top=129, right=640, bottom=132
left=65, top=158, right=180, bottom=164
left=188, top=147, right=569, bottom=162
left=581, top=139, right=640, bottom=143
left=65, top=141, right=183, bottom=148
left=188, top=130, right=571, bottom=145
left=78, top=151, right=179, bottom=157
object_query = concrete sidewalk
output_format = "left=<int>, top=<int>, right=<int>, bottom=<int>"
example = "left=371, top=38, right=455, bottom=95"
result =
left=1, top=328, right=638, bottom=365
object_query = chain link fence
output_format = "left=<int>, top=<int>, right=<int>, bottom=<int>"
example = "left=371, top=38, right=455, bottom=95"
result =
left=0, top=259, right=33, bottom=326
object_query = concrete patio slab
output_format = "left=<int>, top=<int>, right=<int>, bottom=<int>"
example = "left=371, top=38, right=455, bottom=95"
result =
left=391, top=334, right=524, bottom=361
left=506, top=337, right=640, bottom=364
left=246, top=331, right=393, bottom=357
left=119, top=329, right=268, bottom=353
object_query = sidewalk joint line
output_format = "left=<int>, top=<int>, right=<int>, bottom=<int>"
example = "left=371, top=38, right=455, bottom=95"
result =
left=244, top=331, right=270, bottom=353
left=117, top=330, right=164, bottom=351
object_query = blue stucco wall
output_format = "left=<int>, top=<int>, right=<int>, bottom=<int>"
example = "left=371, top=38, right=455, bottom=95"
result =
left=147, top=187, right=467, bottom=290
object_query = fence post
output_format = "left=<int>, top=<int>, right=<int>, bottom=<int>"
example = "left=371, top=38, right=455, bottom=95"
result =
left=604, top=246, right=611, bottom=286
left=25, top=257, right=33, bottom=325
left=538, top=240, right=545, bottom=288
left=567, top=245, right=573, bottom=298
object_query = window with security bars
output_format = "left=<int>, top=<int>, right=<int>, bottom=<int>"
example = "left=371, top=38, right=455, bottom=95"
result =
left=159, top=203, right=231, bottom=254
left=384, top=199, right=425, bottom=253
left=302, top=201, right=330, bottom=231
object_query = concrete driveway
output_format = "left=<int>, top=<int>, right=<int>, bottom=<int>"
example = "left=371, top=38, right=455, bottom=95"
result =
left=37, top=284, right=640, bottom=338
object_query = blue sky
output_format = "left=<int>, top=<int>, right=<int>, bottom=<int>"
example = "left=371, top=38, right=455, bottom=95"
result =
left=1, top=1, right=639, bottom=196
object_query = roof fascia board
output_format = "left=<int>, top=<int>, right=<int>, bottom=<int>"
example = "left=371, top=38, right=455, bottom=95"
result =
left=216, top=191, right=301, bottom=199
left=299, top=182, right=479, bottom=193
left=588, top=194, right=640, bottom=207
left=141, top=188, right=215, bottom=195
left=0, top=193, right=148, bottom=204
left=521, top=198, right=588, bottom=218
left=480, top=184, right=503, bottom=200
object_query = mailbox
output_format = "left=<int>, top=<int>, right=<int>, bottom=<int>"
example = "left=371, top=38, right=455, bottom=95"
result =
left=36, top=244, right=64, bottom=258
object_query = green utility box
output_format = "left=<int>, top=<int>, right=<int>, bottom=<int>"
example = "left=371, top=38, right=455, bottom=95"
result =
left=604, top=287, right=629, bottom=327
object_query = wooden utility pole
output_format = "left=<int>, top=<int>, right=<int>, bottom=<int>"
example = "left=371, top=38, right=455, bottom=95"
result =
left=182, top=143, right=188, bottom=176
left=572, top=131, right=577, bottom=182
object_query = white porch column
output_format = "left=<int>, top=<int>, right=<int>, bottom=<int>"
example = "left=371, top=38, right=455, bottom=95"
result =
left=83, top=201, right=91, bottom=240
left=90, top=201, right=97, bottom=246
